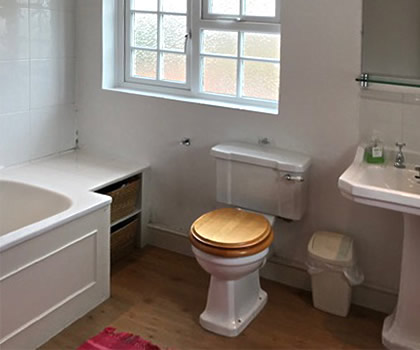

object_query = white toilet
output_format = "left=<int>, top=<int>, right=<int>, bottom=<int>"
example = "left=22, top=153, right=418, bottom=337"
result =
left=190, top=142, right=311, bottom=337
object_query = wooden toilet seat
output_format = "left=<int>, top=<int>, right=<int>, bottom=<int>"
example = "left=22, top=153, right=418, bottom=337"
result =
left=190, top=208, right=274, bottom=258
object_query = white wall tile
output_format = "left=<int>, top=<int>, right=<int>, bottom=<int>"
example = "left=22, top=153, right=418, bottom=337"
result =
left=0, top=0, right=29, bottom=7
left=30, top=8, right=75, bottom=59
left=0, top=0, right=76, bottom=167
left=0, top=112, right=31, bottom=166
left=402, top=104, right=420, bottom=153
left=31, top=58, right=75, bottom=108
left=360, top=97, right=403, bottom=147
left=30, top=105, right=75, bottom=158
left=30, top=0, right=75, bottom=12
left=0, top=60, right=30, bottom=114
left=0, top=5, right=30, bottom=60
left=403, top=93, right=420, bottom=106
left=361, top=92, right=420, bottom=153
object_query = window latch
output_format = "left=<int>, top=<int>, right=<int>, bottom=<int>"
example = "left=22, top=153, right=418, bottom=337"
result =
left=184, top=30, right=192, bottom=54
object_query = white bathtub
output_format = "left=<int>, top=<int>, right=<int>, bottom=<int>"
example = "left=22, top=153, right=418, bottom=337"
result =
left=0, top=180, right=111, bottom=350
left=0, top=181, right=72, bottom=237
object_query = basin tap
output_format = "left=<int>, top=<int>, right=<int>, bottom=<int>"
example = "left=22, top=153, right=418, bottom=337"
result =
left=394, top=142, right=406, bottom=169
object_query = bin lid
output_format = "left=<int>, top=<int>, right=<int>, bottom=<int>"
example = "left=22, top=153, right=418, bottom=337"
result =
left=308, top=231, right=354, bottom=267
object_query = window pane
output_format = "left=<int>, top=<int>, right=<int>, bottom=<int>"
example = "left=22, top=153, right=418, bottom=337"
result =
left=242, top=61, right=280, bottom=101
left=209, top=0, right=240, bottom=15
left=133, top=13, right=157, bottom=49
left=132, top=0, right=157, bottom=11
left=161, top=0, right=187, bottom=14
left=161, top=53, right=186, bottom=83
left=133, top=50, right=157, bottom=79
left=244, top=0, right=276, bottom=17
left=202, top=30, right=238, bottom=56
left=243, top=33, right=280, bottom=60
left=162, top=15, right=187, bottom=51
left=202, top=57, right=237, bottom=96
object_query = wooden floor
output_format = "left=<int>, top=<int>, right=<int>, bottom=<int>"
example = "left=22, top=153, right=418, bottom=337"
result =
left=41, top=247, right=386, bottom=350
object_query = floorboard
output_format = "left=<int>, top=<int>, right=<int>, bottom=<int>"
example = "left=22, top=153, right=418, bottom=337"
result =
left=40, top=247, right=385, bottom=349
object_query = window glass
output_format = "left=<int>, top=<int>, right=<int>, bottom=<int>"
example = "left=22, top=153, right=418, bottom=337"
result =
left=202, top=57, right=237, bottom=96
left=132, top=0, right=157, bottom=11
left=162, top=15, right=187, bottom=51
left=133, top=13, right=157, bottom=49
left=208, top=0, right=240, bottom=15
left=243, top=33, right=280, bottom=60
left=162, top=53, right=187, bottom=83
left=202, top=30, right=238, bottom=56
left=242, top=61, right=280, bottom=101
left=244, top=0, right=277, bottom=17
left=161, top=0, right=187, bottom=13
left=133, top=50, right=157, bottom=79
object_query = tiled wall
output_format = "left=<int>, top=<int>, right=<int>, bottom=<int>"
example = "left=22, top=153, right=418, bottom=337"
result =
left=360, top=89, right=420, bottom=153
left=0, top=0, right=76, bottom=167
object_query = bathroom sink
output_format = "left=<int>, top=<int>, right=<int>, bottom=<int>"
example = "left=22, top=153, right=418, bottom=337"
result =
left=339, top=145, right=420, bottom=350
left=339, top=146, right=420, bottom=215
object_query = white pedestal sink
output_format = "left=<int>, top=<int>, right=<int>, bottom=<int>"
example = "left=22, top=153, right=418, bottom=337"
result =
left=339, top=146, right=420, bottom=350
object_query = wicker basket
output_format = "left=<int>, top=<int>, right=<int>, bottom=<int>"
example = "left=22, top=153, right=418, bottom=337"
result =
left=111, top=218, right=139, bottom=263
left=108, top=177, right=140, bottom=223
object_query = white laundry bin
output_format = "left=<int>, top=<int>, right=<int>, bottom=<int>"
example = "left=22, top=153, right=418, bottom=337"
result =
left=307, top=231, right=364, bottom=317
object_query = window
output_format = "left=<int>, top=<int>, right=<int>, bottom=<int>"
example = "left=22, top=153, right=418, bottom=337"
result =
left=122, top=0, right=281, bottom=112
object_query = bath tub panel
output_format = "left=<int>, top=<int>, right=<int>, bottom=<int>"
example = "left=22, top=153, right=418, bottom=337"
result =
left=1, top=207, right=107, bottom=278
left=0, top=207, right=110, bottom=350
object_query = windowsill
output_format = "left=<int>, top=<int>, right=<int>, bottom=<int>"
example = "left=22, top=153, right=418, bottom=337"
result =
left=103, top=86, right=279, bottom=115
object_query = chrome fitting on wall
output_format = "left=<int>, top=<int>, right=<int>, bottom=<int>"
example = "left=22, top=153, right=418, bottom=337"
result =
left=180, top=138, right=191, bottom=147
left=258, top=137, right=270, bottom=145
left=284, top=174, right=305, bottom=183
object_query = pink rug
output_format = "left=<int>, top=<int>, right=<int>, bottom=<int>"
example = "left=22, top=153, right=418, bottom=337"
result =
left=77, top=328, right=162, bottom=350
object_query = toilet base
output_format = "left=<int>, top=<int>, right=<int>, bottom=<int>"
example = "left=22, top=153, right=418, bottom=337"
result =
left=199, top=271, right=267, bottom=337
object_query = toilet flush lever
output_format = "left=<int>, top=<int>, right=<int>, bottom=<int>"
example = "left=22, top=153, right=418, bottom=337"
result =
left=284, top=174, right=304, bottom=183
left=415, top=166, right=420, bottom=180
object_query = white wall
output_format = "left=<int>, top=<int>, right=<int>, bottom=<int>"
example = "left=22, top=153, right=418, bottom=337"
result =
left=363, top=0, right=420, bottom=79
left=0, top=0, right=76, bottom=167
left=76, top=0, right=404, bottom=309
left=360, top=89, right=420, bottom=154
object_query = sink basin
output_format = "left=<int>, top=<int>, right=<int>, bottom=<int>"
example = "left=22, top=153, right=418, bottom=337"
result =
left=339, top=146, right=420, bottom=215
left=339, top=146, right=420, bottom=350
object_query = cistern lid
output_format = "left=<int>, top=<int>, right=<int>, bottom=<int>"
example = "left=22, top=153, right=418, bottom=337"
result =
left=191, top=208, right=272, bottom=249
left=211, top=142, right=311, bottom=173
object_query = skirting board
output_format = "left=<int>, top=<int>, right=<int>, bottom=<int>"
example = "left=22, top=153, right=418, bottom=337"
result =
left=147, top=223, right=397, bottom=314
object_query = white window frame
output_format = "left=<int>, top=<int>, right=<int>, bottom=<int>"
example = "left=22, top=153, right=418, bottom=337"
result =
left=117, top=0, right=281, bottom=112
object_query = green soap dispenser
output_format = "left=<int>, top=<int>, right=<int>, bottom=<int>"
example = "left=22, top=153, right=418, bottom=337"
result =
left=365, top=133, right=385, bottom=164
